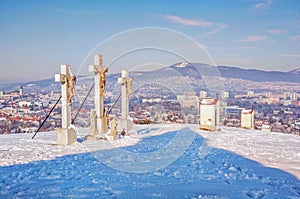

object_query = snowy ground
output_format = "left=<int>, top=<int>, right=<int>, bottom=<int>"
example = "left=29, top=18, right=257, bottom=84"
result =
left=0, top=124, right=299, bottom=198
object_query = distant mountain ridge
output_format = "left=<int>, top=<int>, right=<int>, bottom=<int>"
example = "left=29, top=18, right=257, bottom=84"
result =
left=169, top=63, right=300, bottom=83
left=288, top=68, right=300, bottom=75
left=0, top=64, right=299, bottom=92
left=218, top=65, right=300, bottom=83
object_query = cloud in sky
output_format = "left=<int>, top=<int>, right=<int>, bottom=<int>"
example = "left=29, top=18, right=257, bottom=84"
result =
left=279, top=54, right=300, bottom=58
left=201, top=23, right=227, bottom=37
left=290, top=35, right=300, bottom=41
left=234, top=35, right=269, bottom=42
left=165, top=15, right=213, bottom=27
left=164, top=15, right=226, bottom=37
left=267, top=29, right=284, bottom=35
left=253, top=0, right=272, bottom=9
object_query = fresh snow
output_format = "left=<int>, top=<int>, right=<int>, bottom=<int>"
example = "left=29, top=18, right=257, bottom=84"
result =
left=0, top=124, right=299, bottom=198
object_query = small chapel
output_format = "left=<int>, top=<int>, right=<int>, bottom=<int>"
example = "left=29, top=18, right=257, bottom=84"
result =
left=199, top=98, right=220, bottom=131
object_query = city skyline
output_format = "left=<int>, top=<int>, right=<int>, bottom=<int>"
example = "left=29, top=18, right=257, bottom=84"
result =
left=1, top=0, right=300, bottom=83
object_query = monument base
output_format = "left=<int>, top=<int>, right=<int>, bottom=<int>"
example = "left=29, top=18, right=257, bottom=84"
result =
left=107, top=135, right=117, bottom=141
left=56, top=128, right=77, bottom=146
left=97, top=117, right=108, bottom=134
left=118, top=118, right=133, bottom=135
left=85, top=135, right=99, bottom=140
left=200, top=124, right=220, bottom=131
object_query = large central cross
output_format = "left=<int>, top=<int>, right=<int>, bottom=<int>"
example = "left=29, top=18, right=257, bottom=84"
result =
left=89, top=55, right=108, bottom=134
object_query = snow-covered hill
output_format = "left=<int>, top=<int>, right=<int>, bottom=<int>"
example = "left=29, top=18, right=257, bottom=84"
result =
left=0, top=124, right=299, bottom=198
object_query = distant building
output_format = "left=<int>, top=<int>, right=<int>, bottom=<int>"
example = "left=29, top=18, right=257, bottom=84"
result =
left=265, top=91, right=272, bottom=98
left=241, top=109, right=254, bottom=129
left=199, top=98, right=220, bottom=131
left=283, top=92, right=297, bottom=100
left=247, top=91, right=254, bottom=97
left=177, top=95, right=199, bottom=108
left=225, top=106, right=243, bottom=114
left=221, top=91, right=229, bottom=99
left=18, top=101, right=32, bottom=107
left=261, top=124, right=271, bottom=132
left=19, top=86, right=23, bottom=97
left=260, top=97, right=280, bottom=105
left=199, top=91, right=207, bottom=99
left=142, top=98, right=161, bottom=103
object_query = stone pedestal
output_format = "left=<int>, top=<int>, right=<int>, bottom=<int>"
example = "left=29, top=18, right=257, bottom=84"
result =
left=85, top=109, right=99, bottom=140
left=85, top=135, right=99, bottom=140
left=107, top=115, right=118, bottom=141
left=97, top=117, right=108, bottom=134
left=56, top=128, right=77, bottom=146
left=107, top=134, right=117, bottom=141
left=118, top=118, right=132, bottom=134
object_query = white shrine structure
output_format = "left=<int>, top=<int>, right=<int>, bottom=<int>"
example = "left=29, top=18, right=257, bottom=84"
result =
left=241, top=109, right=254, bottom=129
left=199, top=98, right=220, bottom=131
left=118, top=70, right=133, bottom=133
left=55, top=65, right=77, bottom=145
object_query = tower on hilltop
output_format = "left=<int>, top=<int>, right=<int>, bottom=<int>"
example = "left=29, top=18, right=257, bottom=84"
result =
left=19, top=86, right=23, bottom=97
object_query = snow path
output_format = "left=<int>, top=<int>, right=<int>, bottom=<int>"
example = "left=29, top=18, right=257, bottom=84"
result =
left=0, top=124, right=300, bottom=198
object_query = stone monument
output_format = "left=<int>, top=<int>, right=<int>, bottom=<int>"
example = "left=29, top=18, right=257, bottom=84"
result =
left=117, top=70, right=133, bottom=133
left=107, top=115, right=118, bottom=141
left=89, top=55, right=108, bottom=135
left=55, top=65, right=77, bottom=145
left=85, top=109, right=98, bottom=140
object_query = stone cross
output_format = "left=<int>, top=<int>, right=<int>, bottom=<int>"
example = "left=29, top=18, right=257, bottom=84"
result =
left=117, top=70, right=133, bottom=133
left=54, top=65, right=77, bottom=145
left=89, top=55, right=108, bottom=134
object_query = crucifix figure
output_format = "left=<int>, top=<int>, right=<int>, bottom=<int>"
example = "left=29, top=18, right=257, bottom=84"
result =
left=100, top=66, right=108, bottom=96
left=118, top=70, right=133, bottom=134
left=67, top=73, right=76, bottom=103
left=89, top=55, right=108, bottom=134
left=54, top=65, right=77, bottom=145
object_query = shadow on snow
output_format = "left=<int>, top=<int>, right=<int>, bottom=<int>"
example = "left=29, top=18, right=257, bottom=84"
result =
left=0, top=128, right=299, bottom=198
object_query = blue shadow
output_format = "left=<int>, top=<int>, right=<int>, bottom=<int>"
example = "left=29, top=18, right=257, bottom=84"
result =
left=137, top=127, right=159, bottom=135
left=0, top=129, right=299, bottom=198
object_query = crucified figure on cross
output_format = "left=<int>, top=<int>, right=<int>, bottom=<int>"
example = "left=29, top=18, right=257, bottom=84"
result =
left=66, top=74, right=76, bottom=103
left=99, top=66, right=108, bottom=96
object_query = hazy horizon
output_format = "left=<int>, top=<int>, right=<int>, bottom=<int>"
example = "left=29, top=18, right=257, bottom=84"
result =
left=0, top=62, right=298, bottom=85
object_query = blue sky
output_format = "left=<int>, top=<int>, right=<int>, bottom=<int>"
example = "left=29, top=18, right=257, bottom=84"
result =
left=0, top=0, right=299, bottom=83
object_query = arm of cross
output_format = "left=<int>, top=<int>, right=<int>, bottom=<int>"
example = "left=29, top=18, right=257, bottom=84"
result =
left=55, top=74, right=66, bottom=84
left=89, top=65, right=108, bottom=74
left=89, top=54, right=104, bottom=73
left=55, top=64, right=73, bottom=84
left=117, top=77, right=125, bottom=85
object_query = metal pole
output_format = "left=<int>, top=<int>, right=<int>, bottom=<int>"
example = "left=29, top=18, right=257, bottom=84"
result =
left=71, top=83, right=95, bottom=124
left=32, top=96, right=61, bottom=139
left=107, top=94, right=121, bottom=114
